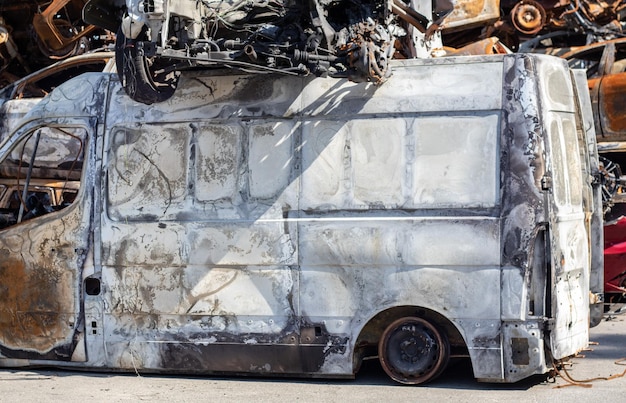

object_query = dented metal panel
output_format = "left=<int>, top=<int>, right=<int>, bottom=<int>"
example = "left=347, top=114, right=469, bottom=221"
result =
left=0, top=54, right=599, bottom=385
left=571, top=68, right=604, bottom=328
left=535, top=56, right=592, bottom=359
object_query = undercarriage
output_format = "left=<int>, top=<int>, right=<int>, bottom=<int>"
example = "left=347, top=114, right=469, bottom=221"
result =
left=84, top=0, right=446, bottom=104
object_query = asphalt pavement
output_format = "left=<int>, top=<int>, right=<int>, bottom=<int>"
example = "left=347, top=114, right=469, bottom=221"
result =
left=0, top=305, right=624, bottom=402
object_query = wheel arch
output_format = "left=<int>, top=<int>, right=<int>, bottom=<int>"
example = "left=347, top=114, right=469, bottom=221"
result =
left=352, top=305, right=468, bottom=372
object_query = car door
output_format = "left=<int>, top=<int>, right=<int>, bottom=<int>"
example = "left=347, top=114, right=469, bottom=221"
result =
left=0, top=119, right=94, bottom=361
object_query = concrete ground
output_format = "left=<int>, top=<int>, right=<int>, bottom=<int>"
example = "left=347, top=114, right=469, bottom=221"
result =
left=0, top=305, right=625, bottom=402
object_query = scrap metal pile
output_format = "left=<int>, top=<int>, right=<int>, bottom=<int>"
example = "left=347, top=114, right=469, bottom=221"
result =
left=0, top=0, right=114, bottom=87
left=443, top=0, right=626, bottom=51
left=86, top=0, right=444, bottom=104
left=0, top=0, right=624, bottom=99
left=84, top=0, right=626, bottom=103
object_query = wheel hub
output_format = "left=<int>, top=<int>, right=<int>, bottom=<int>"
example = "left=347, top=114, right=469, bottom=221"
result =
left=379, top=317, right=449, bottom=384
left=399, top=335, right=434, bottom=364
left=511, top=1, right=546, bottom=35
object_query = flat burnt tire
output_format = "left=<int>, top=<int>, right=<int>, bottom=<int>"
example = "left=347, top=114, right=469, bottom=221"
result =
left=378, top=316, right=450, bottom=385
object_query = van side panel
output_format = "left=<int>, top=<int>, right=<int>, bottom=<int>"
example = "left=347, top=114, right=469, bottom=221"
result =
left=101, top=121, right=305, bottom=372
left=96, top=60, right=508, bottom=376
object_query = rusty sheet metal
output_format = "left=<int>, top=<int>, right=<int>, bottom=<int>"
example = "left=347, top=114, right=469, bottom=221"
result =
left=0, top=0, right=113, bottom=87
left=443, top=37, right=512, bottom=55
left=0, top=208, right=88, bottom=360
left=32, top=0, right=97, bottom=53
left=599, top=73, right=626, bottom=138
left=441, top=0, right=501, bottom=32
left=0, top=76, right=104, bottom=362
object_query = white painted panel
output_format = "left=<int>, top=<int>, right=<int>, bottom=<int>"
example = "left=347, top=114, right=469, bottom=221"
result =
left=249, top=121, right=296, bottom=200
left=299, top=218, right=500, bottom=267
left=412, top=114, right=499, bottom=207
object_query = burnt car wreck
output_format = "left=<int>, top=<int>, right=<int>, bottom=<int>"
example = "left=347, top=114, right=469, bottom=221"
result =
left=84, top=0, right=451, bottom=104
left=81, top=0, right=626, bottom=104
left=1, top=0, right=625, bottom=96
left=444, top=0, right=626, bottom=51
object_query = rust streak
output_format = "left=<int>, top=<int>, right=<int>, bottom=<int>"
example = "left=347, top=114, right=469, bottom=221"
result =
left=599, top=74, right=626, bottom=134
left=0, top=257, right=72, bottom=352
left=455, top=0, right=488, bottom=18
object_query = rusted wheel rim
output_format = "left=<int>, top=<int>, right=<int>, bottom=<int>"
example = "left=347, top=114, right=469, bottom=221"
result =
left=378, top=317, right=449, bottom=384
left=511, top=1, right=546, bottom=35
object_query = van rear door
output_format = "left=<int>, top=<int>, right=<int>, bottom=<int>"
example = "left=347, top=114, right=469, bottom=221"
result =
left=544, top=97, right=591, bottom=359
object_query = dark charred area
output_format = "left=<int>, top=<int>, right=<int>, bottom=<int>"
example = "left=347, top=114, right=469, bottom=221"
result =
left=158, top=323, right=348, bottom=375
left=160, top=343, right=336, bottom=375
left=499, top=55, right=548, bottom=272
left=0, top=257, right=76, bottom=358
left=0, top=0, right=115, bottom=87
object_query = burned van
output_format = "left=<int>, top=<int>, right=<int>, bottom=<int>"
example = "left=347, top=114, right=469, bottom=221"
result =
left=0, top=52, right=604, bottom=385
